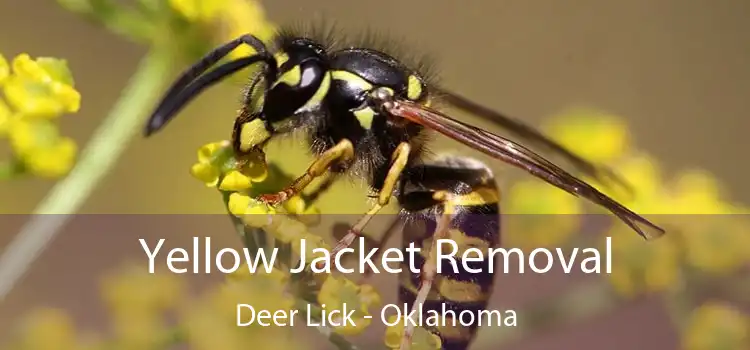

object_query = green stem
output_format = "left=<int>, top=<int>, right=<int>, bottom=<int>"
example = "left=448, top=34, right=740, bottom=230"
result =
left=0, top=49, right=174, bottom=303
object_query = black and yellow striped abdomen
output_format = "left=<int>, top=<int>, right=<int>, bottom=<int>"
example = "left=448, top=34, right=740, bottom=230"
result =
left=397, top=157, right=501, bottom=350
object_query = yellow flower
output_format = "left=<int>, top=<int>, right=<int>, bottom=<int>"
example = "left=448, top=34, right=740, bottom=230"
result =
left=384, top=314, right=442, bottom=350
left=679, top=214, right=750, bottom=274
left=0, top=98, right=11, bottom=135
left=218, top=169, right=253, bottom=191
left=317, top=275, right=382, bottom=335
left=4, top=54, right=80, bottom=118
left=190, top=140, right=267, bottom=190
left=504, top=179, right=582, bottom=248
left=0, top=53, right=8, bottom=84
left=543, top=107, right=631, bottom=163
left=683, top=301, right=749, bottom=350
left=216, top=0, right=277, bottom=60
left=606, top=226, right=681, bottom=297
left=267, top=215, right=309, bottom=243
left=182, top=276, right=298, bottom=350
left=7, top=118, right=78, bottom=178
left=101, top=265, right=185, bottom=316
left=608, top=153, right=665, bottom=208
left=14, top=308, right=79, bottom=350
left=668, top=169, right=728, bottom=214
left=169, top=0, right=228, bottom=22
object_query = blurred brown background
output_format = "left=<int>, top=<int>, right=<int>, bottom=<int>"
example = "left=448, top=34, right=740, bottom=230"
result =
left=1, top=0, right=749, bottom=349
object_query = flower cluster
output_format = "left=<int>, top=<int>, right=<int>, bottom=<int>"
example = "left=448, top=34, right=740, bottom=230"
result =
left=683, top=301, right=749, bottom=350
left=189, top=140, right=400, bottom=346
left=0, top=53, right=80, bottom=179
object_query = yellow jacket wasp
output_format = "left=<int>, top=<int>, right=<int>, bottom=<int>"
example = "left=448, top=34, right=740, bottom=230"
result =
left=144, top=24, right=665, bottom=350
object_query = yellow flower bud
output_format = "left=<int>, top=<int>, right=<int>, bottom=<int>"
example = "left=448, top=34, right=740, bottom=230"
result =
left=318, top=276, right=381, bottom=335
left=227, top=192, right=252, bottom=216
left=0, top=99, right=11, bottom=135
left=0, top=54, right=8, bottom=85
left=190, top=162, right=220, bottom=187
left=18, top=308, right=78, bottom=350
left=270, top=216, right=308, bottom=243
left=23, top=137, right=77, bottom=178
left=544, top=108, right=630, bottom=163
left=218, top=170, right=252, bottom=191
left=3, top=75, right=80, bottom=118
left=683, top=302, right=749, bottom=350
left=282, top=195, right=306, bottom=214
left=505, top=180, right=581, bottom=249
left=4, top=54, right=80, bottom=117
left=169, top=0, right=228, bottom=22
left=196, top=141, right=228, bottom=163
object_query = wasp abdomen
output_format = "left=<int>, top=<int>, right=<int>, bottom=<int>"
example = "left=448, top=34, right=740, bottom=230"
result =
left=398, top=156, right=501, bottom=350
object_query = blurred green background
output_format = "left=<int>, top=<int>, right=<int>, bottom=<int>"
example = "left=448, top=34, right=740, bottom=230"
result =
left=1, top=0, right=749, bottom=349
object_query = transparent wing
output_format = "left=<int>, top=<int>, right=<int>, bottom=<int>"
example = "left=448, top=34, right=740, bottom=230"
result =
left=435, top=88, right=633, bottom=195
left=385, top=98, right=665, bottom=240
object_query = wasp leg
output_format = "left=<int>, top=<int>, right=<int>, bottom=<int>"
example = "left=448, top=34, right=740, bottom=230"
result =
left=356, top=216, right=403, bottom=283
left=400, top=192, right=455, bottom=350
left=328, top=142, right=411, bottom=257
left=258, top=139, right=355, bottom=205
left=301, top=171, right=341, bottom=207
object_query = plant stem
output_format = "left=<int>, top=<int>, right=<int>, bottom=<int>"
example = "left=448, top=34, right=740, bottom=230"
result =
left=0, top=49, right=174, bottom=303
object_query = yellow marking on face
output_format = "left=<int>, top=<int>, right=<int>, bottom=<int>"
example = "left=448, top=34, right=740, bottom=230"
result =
left=301, top=72, right=331, bottom=109
left=450, top=187, right=500, bottom=206
left=407, top=75, right=423, bottom=100
left=331, top=70, right=373, bottom=91
left=353, top=107, right=376, bottom=129
left=274, top=65, right=301, bottom=87
left=274, top=52, right=290, bottom=67
left=239, top=119, right=270, bottom=151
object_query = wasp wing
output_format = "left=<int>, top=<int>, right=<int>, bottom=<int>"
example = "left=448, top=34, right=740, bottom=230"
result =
left=385, top=98, right=665, bottom=240
left=434, top=88, right=633, bottom=196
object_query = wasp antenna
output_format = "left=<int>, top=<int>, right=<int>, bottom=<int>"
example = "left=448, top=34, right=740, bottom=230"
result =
left=145, top=56, right=272, bottom=136
left=144, top=35, right=274, bottom=136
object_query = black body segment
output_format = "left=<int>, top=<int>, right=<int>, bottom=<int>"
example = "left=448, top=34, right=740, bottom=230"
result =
left=398, top=156, right=501, bottom=350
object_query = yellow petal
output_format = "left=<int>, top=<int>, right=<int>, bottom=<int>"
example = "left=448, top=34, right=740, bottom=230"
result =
left=24, top=137, right=78, bottom=178
left=190, top=162, right=220, bottom=186
left=12, top=53, right=51, bottom=82
left=169, top=0, right=228, bottom=22
left=8, top=118, right=61, bottom=155
left=0, top=99, right=11, bottom=135
left=0, top=54, right=8, bottom=85
left=282, top=195, right=306, bottom=215
left=219, top=0, right=277, bottom=60
left=218, top=170, right=252, bottom=191
left=196, top=141, right=229, bottom=163
left=227, top=192, right=252, bottom=216
left=50, top=82, right=81, bottom=113
left=3, top=75, right=69, bottom=118
left=271, top=217, right=308, bottom=243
